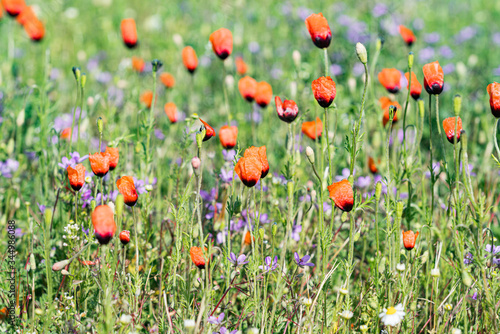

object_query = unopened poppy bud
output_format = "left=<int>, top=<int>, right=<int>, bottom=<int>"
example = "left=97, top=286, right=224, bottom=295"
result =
left=430, top=268, right=440, bottom=277
left=61, top=269, right=71, bottom=276
left=72, top=67, right=81, bottom=81
left=292, top=50, right=301, bottom=67
left=311, top=190, right=317, bottom=201
left=454, top=95, right=462, bottom=117
left=196, top=131, right=204, bottom=148
left=376, top=38, right=383, bottom=51
left=305, top=146, right=315, bottom=164
left=115, top=194, right=124, bottom=217
left=341, top=212, right=349, bottom=222
left=355, top=43, right=367, bottom=64
left=97, top=117, right=103, bottom=134
left=44, top=207, right=52, bottom=228
left=396, top=201, right=404, bottom=220
left=259, top=228, right=265, bottom=240
left=91, top=200, right=96, bottom=211
left=30, top=253, right=36, bottom=270
left=408, top=52, right=414, bottom=69
left=191, top=157, right=201, bottom=170
left=375, top=182, right=382, bottom=201
left=272, top=223, right=278, bottom=236
left=462, top=270, right=472, bottom=287
left=151, top=59, right=163, bottom=73
left=418, top=99, right=425, bottom=119
left=52, top=259, right=70, bottom=271
left=80, top=73, right=87, bottom=89
left=354, top=231, right=360, bottom=242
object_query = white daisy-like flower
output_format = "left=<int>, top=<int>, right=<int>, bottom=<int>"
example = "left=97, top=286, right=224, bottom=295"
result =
left=444, top=303, right=452, bottom=311
left=360, top=324, right=368, bottom=333
left=430, top=268, right=440, bottom=277
left=396, top=263, right=405, bottom=272
left=379, top=303, right=405, bottom=327
left=451, top=329, right=462, bottom=334
left=339, top=310, right=353, bottom=320
left=339, top=287, right=349, bottom=295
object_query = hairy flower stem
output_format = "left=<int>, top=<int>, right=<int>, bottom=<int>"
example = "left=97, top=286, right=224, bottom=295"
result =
left=68, top=78, right=80, bottom=154
left=428, top=94, right=435, bottom=222
left=132, top=206, right=140, bottom=268
left=77, top=85, right=85, bottom=147
left=222, top=63, right=231, bottom=125
left=494, top=118, right=500, bottom=159
left=385, top=108, right=394, bottom=273
left=145, top=69, right=158, bottom=179
left=324, top=108, right=332, bottom=183
left=349, top=63, right=369, bottom=176
left=323, top=48, right=328, bottom=77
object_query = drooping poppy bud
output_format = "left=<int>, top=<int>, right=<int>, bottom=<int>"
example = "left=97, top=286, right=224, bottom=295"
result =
left=244, top=231, right=255, bottom=245
left=235, top=56, right=247, bottom=75
left=442, top=117, right=463, bottom=143
left=140, top=90, right=153, bottom=108
left=399, top=25, right=416, bottom=46
left=378, top=68, right=402, bottom=94
left=199, top=118, right=216, bottom=141
left=404, top=71, right=422, bottom=100
left=243, top=146, right=269, bottom=178
left=305, top=13, right=331, bottom=49
left=2, top=0, right=25, bottom=17
left=402, top=230, right=419, bottom=250
left=23, top=16, right=44, bottom=42
left=121, top=18, right=138, bottom=48
left=104, top=146, right=119, bottom=171
left=160, top=72, right=175, bottom=88
left=275, top=96, right=298, bottom=123
left=327, top=179, right=354, bottom=212
left=116, top=176, right=138, bottom=206
left=368, top=156, right=378, bottom=174
left=190, top=246, right=207, bottom=269
left=238, top=76, right=257, bottom=102
left=209, top=28, right=233, bottom=60
left=67, top=164, right=85, bottom=191
left=132, top=56, right=145, bottom=73
left=119, top=230, right=130, bottom=245
left=235, top=154, right=262, bottom=188
left=164, top=102, right=178, bottom=123
left=89, top=152, right=110, bottom=177
left=60, top=128, right=72, bottom=140
left=182, top=46, right=198, bottom=74
left=423, top=61, right=444, bottom=95
left=312, top=76, right=336, bottom=108
left=301, top=117, right=322, bottom=140
left=255, top=81, right=273, bottom=107
left=92, top=205, right=117, bottom=245
left=219, top=125, right=238, bottom=149
left=487, top=82, right=500, bottom=118
left=380, top=97, right=401, bottom=127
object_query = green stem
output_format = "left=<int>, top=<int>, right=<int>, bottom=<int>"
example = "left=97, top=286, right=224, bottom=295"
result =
left=349, top=63, right=369, bottom=176
left=494, top=118, right=500, bottom=159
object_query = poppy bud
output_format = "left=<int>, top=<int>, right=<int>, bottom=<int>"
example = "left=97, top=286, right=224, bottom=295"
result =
left=408, top=52, right=414, bottom=69
left=52, top=259, right=70, bottom=272
left=487, top=82, right=500, bottom=118
left=418, top=99, right=425, bottom=119
left=116, top=176, right=138, bottom=206
left=301, top=117, right=322, bottom=140
left=355, top=43, right=367, bottom=64
left=462, top=270, right=472, bottom=287
left=380, top=97, right=400, bottom=127
left=164, top=102, right=178, bottom=123
left=97, top=116, right=104, bottom=134
left=209, top=28, right=233, bottom=60
left=255, top=81, right=273, bottom=107
left=453, top=94, right=462, bottom=117
left=442, top=117, right=463, bottom=143
left=191, top=157, right=201, bottom=170
left=235, top=56, right=247, bottom=75
left=121, top=18, right=138, bottom=48
left=292, top=50, right=301, bottom=67
left=23, top=16, right=44, bottom=42
left=140, top=91, right=153, bottom=108
left=199, top=118, right=216, bottom=141
left=132, top=56, right=145, bottom=73
left=399, top=25, right=416, bottom=46
left=275, top=96, right=298, bottom=123
left=305, top=13, right=331, bottom=49
left=89, top=152, right=110, bottom=177
left=182, top=46, right=198, bottom=74
left=67, top=164, right=85, bottom=191
left=327, top=179, right=354, bottom=212
left=312, top=76, right=336, bottom=108
left=92, top=205, right=117, bottom=245
left=404, top=71, right=422, bottom=100
left=2, top=0, right=25, bottom=17
left=151, top=59, right=163, bottom=73
left=219, top=125, right=238, bottom=149
left=378, top=68, right=401, bottom=94
left=402, top=230, right=419, bottom=250
left=104, top=146, right=119, bottom=171
left=159, top=72, right=175, bottom=88
left=190, top=246, right=207, bottom=269
left=396, top=201, right=404, bottom=220
left=119, top=230, right=130, bottom=245
left=305, top=146, right=315, bottom=164
left=115, top=194, right=124, bottom=217
left=423, top=61, right=444, bottom=95
left=244, top=231, right=255, bottom=245
left=238, top=76, right=257, bottom=102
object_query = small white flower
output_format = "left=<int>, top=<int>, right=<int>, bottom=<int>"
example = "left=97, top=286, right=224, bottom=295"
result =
left=339, top=288, right=349, bottom=295
left=119, top=314, right=132, bottom=325
left=444, top=303, right=452, bottom=311
left=85, top=176, right=92, bottom=183
left=379, top=303, right=405, bottom=327
left=451, top=329, right=462, bottom=334
left=300, top=297, right=312, bottom=307
left=339, top=310, right=353, bottom=320
left=184, top=319, right=195, bottom=329
left=396, top=263, right=405, bottom=272
left=247, top=328, right=259, bottom=334
left=430, top=268, right=440, bottom=277
left=360, top=324, right=368, bottom=333
left=145, top=184, right=153, bottom=192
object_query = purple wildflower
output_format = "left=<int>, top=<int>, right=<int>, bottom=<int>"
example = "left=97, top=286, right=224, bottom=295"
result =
left=208, top=313, right=225, bottom=325
left=227, top=252, right=249, bottom=267
left=0, top=159, right=19, bottom=178
left=259, top=256, right=278, bottom=272
left=294, top=252, right=314, bottom=268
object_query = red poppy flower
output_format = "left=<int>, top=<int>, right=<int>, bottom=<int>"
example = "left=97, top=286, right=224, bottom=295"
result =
left=312, top=76, right=336, bottom=108
left=0, top=3, right=3, bottom=19
left=92, top=205, right=116, bottom=245
left=89, top=152, right=110, bottom=177
left=235, top=56, right=247, bottom=75
left=0, top=307, right=9, bottom=321
left=23, top=15, right=44, bottom=42
left=255, top=81, right=273, bottom=107
left=2, top=0, right=25, bottom=17
left=487, top=82, right=500, bottom=118
left=209, top=28, right=233, bottom=60
left=244, top=231, right=255, bottom=245
left=219, top=125, right=238, bottom=149
left=327, top=179, right=354, bottom=212
left=116, top=176, right=138, bottom=206
left=423, top=61, right=444, bottom=95
left=368, top=156, right=378, bottom=174
left=404, top=71, right=422, bottom=100
left=442, top=117, right=463, bottom=143
left=119, top=230, right=130, bottom=245
left=238, top=76, right=257, bottom=102
left=160, top=72, right=175, bottom=88
left=305, top=13, right=331, bottom=49
left=378, top=68, right=401, bottom=94
left=200, top=118, right=216, bottom=141
left=104, top=146, right=119, bottom=171
left=399, top=25, right=416, bottom=46
left=132, top=56, right=145, bottom=73
left=380, top=97, right=400, bottom=127
left=121, top=18, right=138, bottom=48
left=235, top=155, right=262, bottom=187
left=67, top=164, right=85, bottom=191
left=402, top=230, right=419, bottom=250
left=15, top=5, right=34, bottom=24
left=60, top=127, right=72, bottom=140
left=140, top=90, right=153, bottom=108
left=301, top=117, right=322, bottom=140
left=190, top=246, right=207, bottom=269
left=182, top=46, right=198, bottom=74
left=243, top=146, right=269, bottom=178
left=164, top=102, right=178, bottom=123
left=275, top=96, right=298, bottom=123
